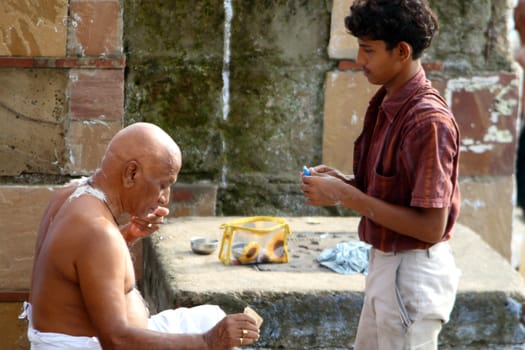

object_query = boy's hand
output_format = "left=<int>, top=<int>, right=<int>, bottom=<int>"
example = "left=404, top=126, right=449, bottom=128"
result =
left=311, top=165, right=353, bottom=183
left=301, top=175, right=348, bottom=206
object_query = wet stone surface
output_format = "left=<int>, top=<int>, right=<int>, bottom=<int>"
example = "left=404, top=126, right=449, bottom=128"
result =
left=254, top=230, right=360, bottom=273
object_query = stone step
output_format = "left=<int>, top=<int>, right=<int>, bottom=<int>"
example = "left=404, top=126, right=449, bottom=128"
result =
left=142, top=217, right=525, bottom=349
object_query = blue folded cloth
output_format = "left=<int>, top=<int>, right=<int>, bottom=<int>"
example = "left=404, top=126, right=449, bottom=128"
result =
left=317, top=241, right=371, bottom=275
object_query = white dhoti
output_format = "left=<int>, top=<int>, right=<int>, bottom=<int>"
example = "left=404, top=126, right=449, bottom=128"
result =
left=147, top=305, right=226, bottom=334
left=20, top=302, right=226, bottom=350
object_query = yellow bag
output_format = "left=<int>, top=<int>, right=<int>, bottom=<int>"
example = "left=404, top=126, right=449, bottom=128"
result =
left=218, top=216, right=292, bottom=265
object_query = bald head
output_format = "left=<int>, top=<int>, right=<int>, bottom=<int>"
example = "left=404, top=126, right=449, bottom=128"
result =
left=101, top=122, right=181, bottom=174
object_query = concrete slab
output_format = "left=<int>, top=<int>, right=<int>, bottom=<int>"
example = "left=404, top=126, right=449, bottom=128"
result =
left=142, top=217, right=525, bottom=349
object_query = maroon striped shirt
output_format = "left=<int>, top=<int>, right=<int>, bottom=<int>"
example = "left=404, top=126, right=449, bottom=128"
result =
left=353, top=69, right=460, bottom=252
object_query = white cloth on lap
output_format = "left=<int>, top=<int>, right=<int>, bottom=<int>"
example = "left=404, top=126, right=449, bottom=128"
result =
left=20, top=302, right=226, bottom=350
left=148, top=305, right=226, bottom=333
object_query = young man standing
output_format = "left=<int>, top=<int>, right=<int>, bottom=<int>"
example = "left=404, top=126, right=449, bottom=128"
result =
left=301, top=1, right=460, bottom=349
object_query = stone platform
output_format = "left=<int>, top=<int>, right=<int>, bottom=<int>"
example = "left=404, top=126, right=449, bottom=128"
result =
left=141, top=217, right=525, bottom=349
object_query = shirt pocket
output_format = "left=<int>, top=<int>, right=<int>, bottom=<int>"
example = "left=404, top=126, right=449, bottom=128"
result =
left=367, top=170, right=399, bottom=204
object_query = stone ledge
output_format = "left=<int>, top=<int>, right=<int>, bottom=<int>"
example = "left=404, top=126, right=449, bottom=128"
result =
left=142, top=217, right=525, bottom=349
left=0, top=291, right=29, bottom=302
left=0, top=56, right=126, bottom=69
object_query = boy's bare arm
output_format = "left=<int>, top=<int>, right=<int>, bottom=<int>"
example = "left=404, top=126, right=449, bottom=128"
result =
left=301, top=175, right=448, bottom=243
left=345, top=188, right=449, bottom=243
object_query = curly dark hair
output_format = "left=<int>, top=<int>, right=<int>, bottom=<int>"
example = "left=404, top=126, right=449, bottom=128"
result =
left=344, top=0, right=438, bottom=59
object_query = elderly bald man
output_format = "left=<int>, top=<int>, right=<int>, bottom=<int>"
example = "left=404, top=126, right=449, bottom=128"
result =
left=23, top=123, right=259, bottom=350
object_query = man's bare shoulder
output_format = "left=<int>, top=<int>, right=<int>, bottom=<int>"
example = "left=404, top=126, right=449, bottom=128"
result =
left=61, top=192, right=119, bottom=232
left=43, top=193, right=126, bottom=266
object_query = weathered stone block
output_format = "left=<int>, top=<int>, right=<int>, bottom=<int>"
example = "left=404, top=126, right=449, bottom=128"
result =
left=68, top=0, right=123, bottom=57
left=226, top=65, right=328, bottom=174
left=69, top=69, right=125, bottom=120
left=0, top=69, right=68, bottom=176
left=124, top=0, right=334, bottom=184
left=429, top=0, right=513, bottom=74
left=328, top=0, right=358, bottom=59
left=322, top=70, right=377, bottom=174
left=445, top=73, right=520, bottom=176
left=458, top=176, right=514, bottom=261
left=125, top=58, right=224, bottom=176
left=0, top=186, right=57, bottom=290
left=64, top=119, right=121, bottom=175
left=0, top=0, right=68, bottom=57
left=123, top=1, right=224, bottom=60
left=170, top=183, right=218, bottom=217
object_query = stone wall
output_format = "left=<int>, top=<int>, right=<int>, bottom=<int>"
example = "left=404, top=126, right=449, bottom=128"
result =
left=0, top=1, right=126, bottom=348
left=0, top=0, right=520, bottom=348
left=123, top=0, right=519, bottom=259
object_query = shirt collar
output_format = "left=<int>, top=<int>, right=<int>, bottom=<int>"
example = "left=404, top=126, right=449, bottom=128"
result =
left=380, top=68, right=427, bottom=123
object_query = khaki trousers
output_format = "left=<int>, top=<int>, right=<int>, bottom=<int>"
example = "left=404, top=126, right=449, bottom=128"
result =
left=354, top=241, right=460, bottom=350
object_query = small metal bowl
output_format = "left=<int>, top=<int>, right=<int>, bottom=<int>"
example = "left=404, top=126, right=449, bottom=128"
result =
left=232, top=242, right=248, bottom=259
left=191, top=237, right=219, bottom=255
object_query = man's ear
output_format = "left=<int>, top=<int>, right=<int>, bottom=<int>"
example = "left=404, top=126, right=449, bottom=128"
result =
left=397, top=41, right=412, bottom=61
left=123, top=160, right=139, bottom=188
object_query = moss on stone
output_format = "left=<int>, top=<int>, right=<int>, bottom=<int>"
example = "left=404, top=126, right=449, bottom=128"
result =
left=124, top=0, right=512, bottom=216
left=124, top=0, right=334, bottom=214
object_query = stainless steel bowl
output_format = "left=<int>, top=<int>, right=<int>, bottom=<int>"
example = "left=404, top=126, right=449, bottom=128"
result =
left=191, top=237, right=219, bottom=255
left=232, top=242, right=248, bottom=259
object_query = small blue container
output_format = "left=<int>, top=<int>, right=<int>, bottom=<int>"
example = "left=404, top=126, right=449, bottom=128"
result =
left=303, top=166, right=311, bottom=176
